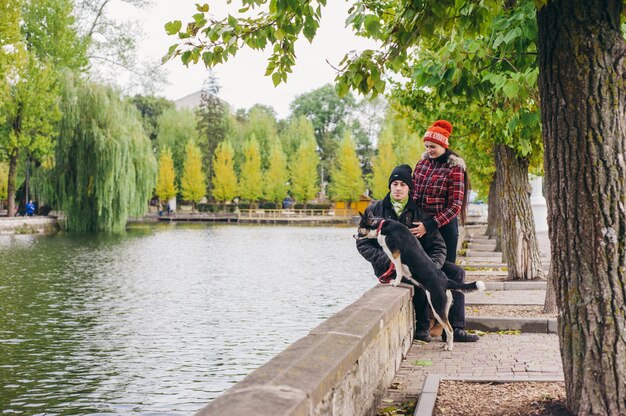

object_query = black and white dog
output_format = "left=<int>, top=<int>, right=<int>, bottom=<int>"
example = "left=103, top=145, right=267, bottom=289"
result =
left=355, top=212, right=485, bottom=351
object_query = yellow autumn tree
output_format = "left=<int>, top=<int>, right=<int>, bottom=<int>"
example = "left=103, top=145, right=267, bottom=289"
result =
left=181, top=141, right=205, bottom=211
left=264, top=140, right=288, bottom=205
left=370, top=124, right=398, bottom=199
left=238, top=135, right=263, bottom=206
left=329, top=132, right=365, bottom=208
left=212, top=141, right=238, bottom=210
left=155, top=148, right=177, bottom=206
left=290, top=137, right=318, bottom=208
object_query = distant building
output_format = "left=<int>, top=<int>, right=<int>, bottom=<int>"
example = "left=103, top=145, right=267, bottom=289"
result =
left=334, top=195, right=372, bottom=216
left=174, top=91, right=202, bottom=110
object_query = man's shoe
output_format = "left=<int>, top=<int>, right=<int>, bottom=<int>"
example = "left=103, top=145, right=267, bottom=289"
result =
left=414, top=330, right=432, bottom=342
left=442, top=328, right=480, bottom=343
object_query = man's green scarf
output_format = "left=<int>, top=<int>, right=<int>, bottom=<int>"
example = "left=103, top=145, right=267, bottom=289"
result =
left=391, top=195, right=408, bottom=217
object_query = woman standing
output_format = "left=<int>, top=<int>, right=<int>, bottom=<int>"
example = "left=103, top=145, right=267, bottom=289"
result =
left=411, top=120, right=469, bottom=263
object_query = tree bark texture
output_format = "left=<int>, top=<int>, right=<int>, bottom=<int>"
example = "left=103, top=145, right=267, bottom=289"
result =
left=543, top=261, right=557, bottom=314
left=537, top=1, right=626, bottom=414
left=494, top=143, right=544, bottom=280
left=486, top=173, right=501, bottom=241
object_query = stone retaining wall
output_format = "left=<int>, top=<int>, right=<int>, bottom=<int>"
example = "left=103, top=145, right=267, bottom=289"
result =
left=0, top=217, right=59, bottom=234
left=197, top=284, right=415, bottom=416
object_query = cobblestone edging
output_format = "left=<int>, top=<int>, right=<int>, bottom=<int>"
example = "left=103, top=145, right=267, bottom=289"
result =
left=197, top=284, right=415, bottom=416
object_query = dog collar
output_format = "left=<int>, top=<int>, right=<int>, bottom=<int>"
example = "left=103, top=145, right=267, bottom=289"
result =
left=376, top=219, right=385, bottom=235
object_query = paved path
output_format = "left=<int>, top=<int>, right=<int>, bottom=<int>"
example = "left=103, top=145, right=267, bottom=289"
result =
left=376, top=224, right=560, bottom=414
left=383, top=334, right=563, bottom=406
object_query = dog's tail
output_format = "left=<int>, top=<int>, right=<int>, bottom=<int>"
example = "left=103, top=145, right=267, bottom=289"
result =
left=447, top=280, right=485, bottom=293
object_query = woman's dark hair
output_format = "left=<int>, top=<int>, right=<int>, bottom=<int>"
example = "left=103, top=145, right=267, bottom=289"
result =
left=449, top=149, right=470, bottom=225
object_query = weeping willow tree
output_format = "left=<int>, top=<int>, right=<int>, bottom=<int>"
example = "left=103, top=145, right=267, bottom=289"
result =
left=41, top=75, right=156, bottom=232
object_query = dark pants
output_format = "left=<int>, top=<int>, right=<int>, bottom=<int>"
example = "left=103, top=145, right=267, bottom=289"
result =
left=439, top=218, right=459, bottom=263
left=412, top=261, right=466, bottom=331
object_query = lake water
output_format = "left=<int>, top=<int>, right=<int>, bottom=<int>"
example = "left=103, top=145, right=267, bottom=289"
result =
left=0, top=223, right=376, bottom=414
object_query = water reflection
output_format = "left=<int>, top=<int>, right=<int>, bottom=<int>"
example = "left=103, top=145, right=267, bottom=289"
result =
left=0, top=224, right=375, bottom=414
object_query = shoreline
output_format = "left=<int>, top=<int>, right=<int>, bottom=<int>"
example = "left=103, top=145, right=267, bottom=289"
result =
left=0, top=214, right=359, bottom=235
left=0, top=216, right=61, bottom=235
left=128, top=213, right=358, bottom=226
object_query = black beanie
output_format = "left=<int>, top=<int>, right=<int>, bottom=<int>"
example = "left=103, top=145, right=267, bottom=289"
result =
left=388, top=164, right=413, bottom=190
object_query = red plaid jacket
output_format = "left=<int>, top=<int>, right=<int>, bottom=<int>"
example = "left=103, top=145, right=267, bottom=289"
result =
left=412, top=152, right=466, bottom=231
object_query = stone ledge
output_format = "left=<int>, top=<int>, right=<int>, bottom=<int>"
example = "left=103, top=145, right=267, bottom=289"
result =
left=197, top=284, right=415, bottom=416
left=465, top=250, right=502, bottom=258
left=466, top=270, right=508, bottom=276
left=466, top=317, right=557, bottom=333
left=503, top=281, right=546, bottom=290
left=483, top=281, right=547, bottom=291
left=0, top=217, right=59, bottom=234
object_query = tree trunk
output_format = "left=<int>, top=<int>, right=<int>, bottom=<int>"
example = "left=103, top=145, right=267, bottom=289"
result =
left=24, top=157, right=30, bottom=206
left=494, top=143, right=544, bottom=280
left=19, top=157, right=30, bottom=215
left=6, top=149, right=18, bottom=217
left=543, top=261, right=557, bottom=314
left=486, top=173, right=501, bottom=247
left=205, top=150, right=215, bottom=202
left=537, top=1, right=626, bottom=414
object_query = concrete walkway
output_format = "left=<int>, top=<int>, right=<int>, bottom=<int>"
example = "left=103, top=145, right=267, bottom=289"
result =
left=376, top=225, right=562, bottom=415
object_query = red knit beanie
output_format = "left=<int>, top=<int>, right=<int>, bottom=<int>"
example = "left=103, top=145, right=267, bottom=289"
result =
left=423, top=120, right=452, bottom=149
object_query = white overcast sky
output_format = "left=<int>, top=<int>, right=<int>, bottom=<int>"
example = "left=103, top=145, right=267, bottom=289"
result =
left=108, top=0, right=377, bottom=118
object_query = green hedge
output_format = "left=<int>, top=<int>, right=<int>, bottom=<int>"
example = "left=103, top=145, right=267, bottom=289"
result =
left=197, top=203, right=239, bottom=213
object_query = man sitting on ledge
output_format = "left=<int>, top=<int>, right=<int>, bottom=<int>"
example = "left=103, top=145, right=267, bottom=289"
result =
left=356, top=165, right=479, bottom=343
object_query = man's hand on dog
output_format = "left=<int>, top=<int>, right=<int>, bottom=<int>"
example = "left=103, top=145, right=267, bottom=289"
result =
left=411, top=221, right=427, bottom=238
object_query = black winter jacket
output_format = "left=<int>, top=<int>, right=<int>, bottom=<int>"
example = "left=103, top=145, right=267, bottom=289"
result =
left=356, top=193, right=447, bottom=277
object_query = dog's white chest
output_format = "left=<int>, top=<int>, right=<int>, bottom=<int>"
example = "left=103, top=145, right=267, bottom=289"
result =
left=377, top=233, right=387, bottom=250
